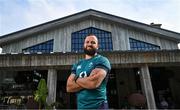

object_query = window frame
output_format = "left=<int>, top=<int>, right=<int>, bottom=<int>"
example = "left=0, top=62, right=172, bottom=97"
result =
left=129, top=38, right=160, bottom=51
left=71, top=27, right=113, bottom=52
left=22, top=39, right=54, bottom=53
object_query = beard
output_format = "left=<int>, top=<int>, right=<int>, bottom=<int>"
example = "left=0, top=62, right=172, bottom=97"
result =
left=83, top=46, right=97, bottom=56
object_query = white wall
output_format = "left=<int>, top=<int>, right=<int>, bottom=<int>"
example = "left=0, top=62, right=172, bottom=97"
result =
left=178, top=43, right=180, bottom=49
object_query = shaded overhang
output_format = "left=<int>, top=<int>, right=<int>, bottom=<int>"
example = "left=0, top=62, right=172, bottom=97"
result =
left=0, top=50, right=179, bottom=70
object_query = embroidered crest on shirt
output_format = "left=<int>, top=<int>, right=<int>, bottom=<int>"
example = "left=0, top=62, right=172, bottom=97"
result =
left=88, top=62, right=93, bottom=68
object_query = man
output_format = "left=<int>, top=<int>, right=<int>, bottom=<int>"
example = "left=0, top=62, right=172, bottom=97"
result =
left=66, top=34, right=111, bottom=109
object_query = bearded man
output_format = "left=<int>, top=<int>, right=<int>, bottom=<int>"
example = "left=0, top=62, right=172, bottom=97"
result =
left=66, top=34, right=111, bottom=109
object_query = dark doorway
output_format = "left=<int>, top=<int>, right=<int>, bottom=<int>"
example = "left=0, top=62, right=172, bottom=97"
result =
left=150, top=67, right=179, bottom=109
left=107, top=69, right=119, bottom=109
left=56, top=70, right=75, bottom=109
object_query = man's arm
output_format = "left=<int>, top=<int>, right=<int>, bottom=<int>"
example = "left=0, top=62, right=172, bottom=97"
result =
left=66, top=74, right=83, bottom=92
left=76, top=68, right=107, bottom=89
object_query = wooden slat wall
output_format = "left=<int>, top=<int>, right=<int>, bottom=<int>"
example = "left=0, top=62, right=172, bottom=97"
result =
left=2, top=19, right=178, bottom=53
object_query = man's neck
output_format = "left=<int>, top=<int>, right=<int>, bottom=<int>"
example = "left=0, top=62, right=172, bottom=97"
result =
left=85, top=53, right=97, bottom=59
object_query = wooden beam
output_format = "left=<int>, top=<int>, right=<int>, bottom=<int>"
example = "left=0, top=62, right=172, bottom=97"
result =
left=0, top=50, right=179, bottom=68
left=140, top=64, right=156, bottom=109
left=47, top=69, right=57, bottom=105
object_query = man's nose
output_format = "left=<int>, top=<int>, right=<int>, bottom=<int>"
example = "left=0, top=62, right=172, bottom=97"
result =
left=87, top=42, right=92, bottom=46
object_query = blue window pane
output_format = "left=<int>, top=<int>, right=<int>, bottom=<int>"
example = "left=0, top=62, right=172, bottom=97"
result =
left=144, top=43, right=148, bottom=47
left=133, top=43, right=137, bottom=48
left=137, top=43, right=141, bottom=48
left=143, top=43, right=146, bottom=48
left=101, top=43, right=105, bottom=48
left=129, top=38, right=160, bottom=51
left=109, top=44, right=112, bottom=49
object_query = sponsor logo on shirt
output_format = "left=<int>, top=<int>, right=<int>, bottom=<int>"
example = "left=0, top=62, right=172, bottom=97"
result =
left=88, top=62, right=93, bottom=68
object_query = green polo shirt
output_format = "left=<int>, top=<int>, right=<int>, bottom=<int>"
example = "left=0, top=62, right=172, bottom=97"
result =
left=71, top=54, right=111, bottom=109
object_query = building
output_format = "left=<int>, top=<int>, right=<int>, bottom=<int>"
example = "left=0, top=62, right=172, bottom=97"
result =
left=0, top=9, right=180, bottom=109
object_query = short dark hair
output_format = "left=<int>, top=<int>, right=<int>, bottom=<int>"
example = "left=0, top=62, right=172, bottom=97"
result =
left=86, top=33, right=96, bottom=37
left=84, top=33, right=98, bottom=43
left=84, top=33, right=97, bottom=40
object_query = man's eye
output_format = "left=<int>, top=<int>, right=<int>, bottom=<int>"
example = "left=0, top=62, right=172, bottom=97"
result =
left=91, top=41, right=96, bottom=44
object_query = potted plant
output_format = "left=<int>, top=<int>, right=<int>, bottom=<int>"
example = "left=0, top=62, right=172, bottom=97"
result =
left=34, top=78, right=48, bottom=109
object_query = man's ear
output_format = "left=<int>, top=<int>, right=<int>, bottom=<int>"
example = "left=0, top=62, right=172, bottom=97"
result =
left=97, top=44, right=99, bottom=49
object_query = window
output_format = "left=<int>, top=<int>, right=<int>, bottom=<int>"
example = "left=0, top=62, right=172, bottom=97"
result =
left=22, top=39, right=53, bottom=53
left=71, top=27, right=113, bottom=52
left=129, top=38, right=160, bottom=50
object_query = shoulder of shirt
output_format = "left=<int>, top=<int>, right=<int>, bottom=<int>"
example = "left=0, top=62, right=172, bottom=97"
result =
left=78, top=59, right=85, bottom=64
left=73, top=59, right=84, bottom=65
left=96, top=54, right=109, bottom=62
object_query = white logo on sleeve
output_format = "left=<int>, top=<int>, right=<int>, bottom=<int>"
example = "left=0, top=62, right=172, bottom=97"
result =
left=79, top=71, right=87, bottom=78
left=77, top=65, right=81, bottom=70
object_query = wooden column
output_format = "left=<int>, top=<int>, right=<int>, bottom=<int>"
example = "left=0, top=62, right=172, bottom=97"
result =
left=47, top=69, right=57, bottom=105
left=140, top=64, right=156, bottom=109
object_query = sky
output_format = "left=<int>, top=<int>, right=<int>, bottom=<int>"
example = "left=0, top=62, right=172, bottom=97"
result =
left=0, top=0, right=180, bottom=51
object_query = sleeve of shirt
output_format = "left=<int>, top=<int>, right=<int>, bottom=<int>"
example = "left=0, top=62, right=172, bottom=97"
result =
left=95, top=56, right=111, bottom=73
left=71, top=63, right=77, bottom=74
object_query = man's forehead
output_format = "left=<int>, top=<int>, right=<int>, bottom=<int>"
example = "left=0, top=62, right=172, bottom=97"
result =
left=85, top=35, right=98, bottom=41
